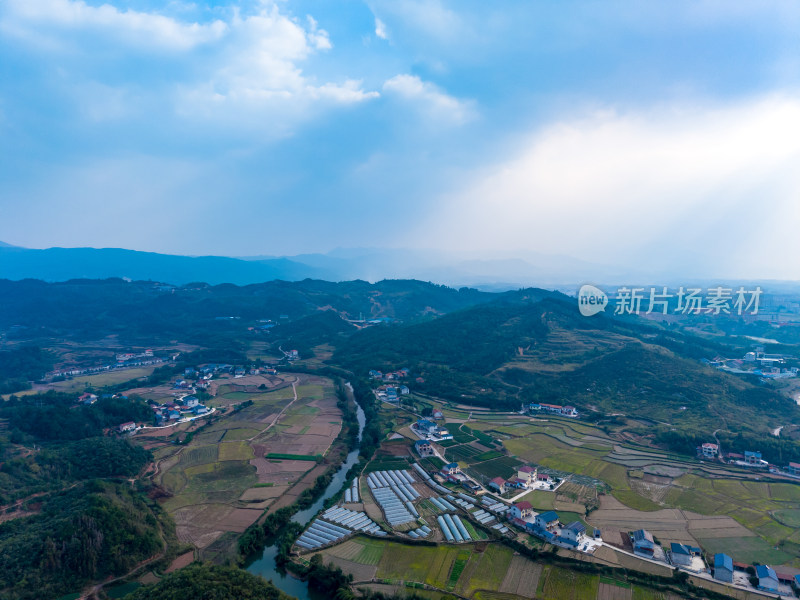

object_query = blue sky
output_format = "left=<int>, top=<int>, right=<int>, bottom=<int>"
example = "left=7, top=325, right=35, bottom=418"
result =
left=2, top=1, right=800, bottom=278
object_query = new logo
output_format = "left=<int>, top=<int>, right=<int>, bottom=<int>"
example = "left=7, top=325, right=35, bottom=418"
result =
left=578, top=284, right=608, bottom=316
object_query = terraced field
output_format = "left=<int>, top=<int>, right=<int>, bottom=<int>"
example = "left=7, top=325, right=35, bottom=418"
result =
left=147, top=373, right=342, bottom=560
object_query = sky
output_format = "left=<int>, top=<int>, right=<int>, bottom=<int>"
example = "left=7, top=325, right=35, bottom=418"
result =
left=2, top=0, right=800, bottom=279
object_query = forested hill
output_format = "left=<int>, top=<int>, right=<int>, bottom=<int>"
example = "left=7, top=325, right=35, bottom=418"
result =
left=0, top=278, right=495, bottom=342
left=333, top=293, right=796, bottom=435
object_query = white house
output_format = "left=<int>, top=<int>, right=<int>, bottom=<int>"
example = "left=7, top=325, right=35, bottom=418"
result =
left=118, top=421, right=136, bottom=433
left=516, top=465, right=537, bottom=484
left=700, top=443, right=719, bottom=458
left=509, top=501, right=534, bottom=521
left=559, top=522, right=586, bottom=547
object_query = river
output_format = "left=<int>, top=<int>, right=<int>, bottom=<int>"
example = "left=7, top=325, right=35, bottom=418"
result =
left=246, top=389, right=366, bottom=600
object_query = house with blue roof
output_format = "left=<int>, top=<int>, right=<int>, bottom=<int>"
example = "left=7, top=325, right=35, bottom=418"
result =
left=632, top=529, right=655, bottom=556
left=441, top=462, right=460, bottom=476
left=415, top=419, right=436, bottom=434
left=670, top=543, right=692, bottom=566
left=713, top=554, right=733, bottom=583
left=559, top=521, right=586, bottom=547
left=756, top=565, right=778, bottom=592
left=745, top=450, right=764, bottom=465
left=535, top=511, right=559, bottom=530
left=414, top=439, right=434, bottom=457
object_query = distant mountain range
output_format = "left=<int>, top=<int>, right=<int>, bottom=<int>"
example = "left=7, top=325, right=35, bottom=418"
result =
left=2, top=242, right=799, bottom=291
left=0, top=242, right=640, bottom=289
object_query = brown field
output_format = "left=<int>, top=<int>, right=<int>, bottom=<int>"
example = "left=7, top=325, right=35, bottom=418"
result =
left=320, top=555, right=378, bottom=582
left=173, top=503, right=262, bottom=548
left=250, top=458, right=313, bottom=485
left=587, top=494, right=748, bottom=549
left=267, top=464, right=330, bottom=513
left=240, top=486, right=288, bottom=501
left=148, top=373, right=343, bottom=559
left=498, top=555, right=542, bottom=597
left=597, top=582, right=632, bottom=600
left=165, top=551, right=195, bottom=573
left=594, top=546, right=673, bottom=577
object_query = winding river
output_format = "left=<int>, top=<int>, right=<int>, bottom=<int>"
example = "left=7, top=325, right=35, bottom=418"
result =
left=246, top=393, right=366, bottom=600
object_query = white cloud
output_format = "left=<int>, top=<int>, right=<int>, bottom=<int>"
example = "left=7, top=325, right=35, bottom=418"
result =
left=306, top=14, right=332, bottom=50
left=2, top=0, right=227, bottom=50
left=2, top=0, right=379, bottom=134
left=382, top=74, right=475, bottom=124
left=369, top=0, right=463, bottom=42
left=374, top=17, right=388, bottom=40
left=414, top=95, right=800, bottom=279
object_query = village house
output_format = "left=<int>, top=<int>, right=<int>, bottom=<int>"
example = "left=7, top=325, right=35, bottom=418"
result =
left=399, top=385, right=410, bottom=395
left=786, top=462, right=800, bottom=476
left=79, top=392, right=98, bottom=405
left=441, top=462, right=460, bottom=476
left=192, top=405, right=209, bottom=415
left=433, top=426, right=453, bottom=440
left=488, top=477, right=507, bottom=494
left=713, top=554, right=733, bottom=583
left=369, top=370, right=383, bottom=379
left=756, top=565, right=779, bottom=593
left=516, top=465, right=537, bottom=484
left=118, top=421, right=136, bottom=433
left=537, top=473, right=550, bottom=483
left=509, top=501, right=534, bottom=521
left=632, top=529, right=655, bottom=556
left=414, top=440, right=434, bottom=457
left=559, top=522, right=586, bottom=547
left=415, top=419, right=437, bottom=435
left=432, top=409, right=444, bottom=420
left=534, top=511, right=559, bottom=531
left=670, top=543, right=693, bottom=566
left=183, top=396, right=199, bottom=408
left=699, top=443, right=719, bottom=458
left=744, top=450, right=767, bottom=466
left=506, top=477, right=529, bottom=490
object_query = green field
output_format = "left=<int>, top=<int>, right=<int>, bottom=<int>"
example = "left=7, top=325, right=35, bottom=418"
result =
left=221, top=427, right=260, bottom=441
left=219, top=441, right=255, bottom=461
left=538, top=566, right=599, bottom=600
left=179, top=445, right=219, bottom=467
left=468, top=456, right=522, bottom=480
left=447, top=552, right=470, bottom=590
left=773, top=508, right=800, bottom=528
left=445, top=445, right=482, bottom=462
left=265, top=453, right=320, bottom=461
left=692, top=535, right=792, bottom=565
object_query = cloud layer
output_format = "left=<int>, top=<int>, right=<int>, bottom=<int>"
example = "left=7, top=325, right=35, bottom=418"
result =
left=2, top=1, right=800, bottom=279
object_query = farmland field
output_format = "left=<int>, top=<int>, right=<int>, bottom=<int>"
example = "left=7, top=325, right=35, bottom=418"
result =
left=145, top=372, right=342, bottom=560
left=468, top=456, right=522, bottom=480
left=455, top=405, right=800, bottom=568
left=538, top=566, right=599, bottom=600
left=693, top=536, right=792, bottom=565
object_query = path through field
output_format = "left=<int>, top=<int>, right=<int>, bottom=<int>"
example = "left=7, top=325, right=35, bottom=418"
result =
left=248, top=376, right=299, bottom=442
